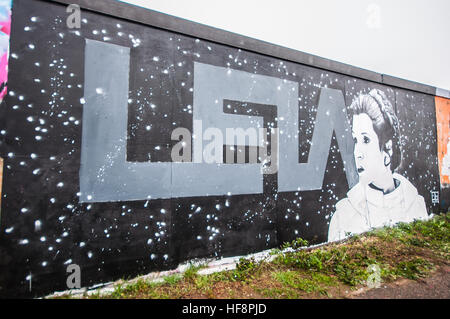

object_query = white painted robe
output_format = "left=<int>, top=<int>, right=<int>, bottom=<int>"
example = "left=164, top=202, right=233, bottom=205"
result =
left=328, top=173, right=429, bottom=242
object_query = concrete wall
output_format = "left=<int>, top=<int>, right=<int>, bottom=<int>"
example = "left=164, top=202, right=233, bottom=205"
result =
left=0, top=0, right=447, bottom=297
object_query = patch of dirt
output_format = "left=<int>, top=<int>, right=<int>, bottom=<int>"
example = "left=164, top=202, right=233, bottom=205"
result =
left=346, top=265, right=450, bottom=299
left=209, top=281, right=264, bottom=299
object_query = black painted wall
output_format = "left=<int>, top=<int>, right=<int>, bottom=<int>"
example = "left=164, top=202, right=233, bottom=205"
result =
left=0, top=0, right=442, bottom=298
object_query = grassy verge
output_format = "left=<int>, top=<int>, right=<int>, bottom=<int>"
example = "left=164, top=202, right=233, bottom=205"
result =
left=52, top=213, right=449, bottom=299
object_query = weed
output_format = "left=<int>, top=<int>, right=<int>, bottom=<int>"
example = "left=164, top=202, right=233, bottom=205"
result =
left=110, top=283, right=125, bottom=298
left=333, top=262, right=368, bottom=286
left=273, top=271, right=314, bottom=293
left=208, top=271, right=232, bottom=282
left=273, top=271, right=330, bottom=295
left=310, top=272, right=339, bottom=287
left=194, top=275, right=212, bottom=290
left=183, top=263, right=203, bottom=281
left=281, top=238, right=309, bottom=250
left=393, top=257, right=435, bottom=280
left=163, top=274, right=183, bottom=285
left=230, top=257, right=261, bottom=281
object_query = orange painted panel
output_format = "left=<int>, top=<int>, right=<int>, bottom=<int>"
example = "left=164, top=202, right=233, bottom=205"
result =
left=435, top=96, right=450, bottom=186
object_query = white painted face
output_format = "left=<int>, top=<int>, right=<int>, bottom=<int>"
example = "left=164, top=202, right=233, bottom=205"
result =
left=352, top=113, right=388, bottom=186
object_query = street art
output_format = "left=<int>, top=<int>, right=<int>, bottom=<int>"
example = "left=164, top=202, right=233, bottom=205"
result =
left=0, top=0, right=443, bottom=297
left=435, top=96, right=450, bottom=211
left=80, top=39, right=357, bottom=202
left=0, top=0, right=11, bottom=101
left=328, top=89, right=428, bottom=242
left=436, top=96, right=450, bottom=187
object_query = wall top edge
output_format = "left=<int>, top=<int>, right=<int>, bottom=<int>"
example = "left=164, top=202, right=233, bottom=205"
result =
left=46, top=0, right=444, bottom=96
left=435, top=88, right=450, bottom=99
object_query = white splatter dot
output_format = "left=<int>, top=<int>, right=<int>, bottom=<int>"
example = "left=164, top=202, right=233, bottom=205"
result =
left=64, top=259, right=72, bottom=265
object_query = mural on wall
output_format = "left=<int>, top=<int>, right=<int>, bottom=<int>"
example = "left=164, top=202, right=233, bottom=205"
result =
left=436, top=96, right=450, bottom=187
left=80, top=40, right=358, bottom=202
left=435, top=96, right=450, bottom=211
left=0, top=0, right=441, bottom=297
left=328, top=89, right=428, bottom=242
left=0, top=0, right=11, bottom=101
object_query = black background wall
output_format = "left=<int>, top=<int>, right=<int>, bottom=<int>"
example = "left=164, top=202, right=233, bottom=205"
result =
left=0, top=0, right=442, bottom=298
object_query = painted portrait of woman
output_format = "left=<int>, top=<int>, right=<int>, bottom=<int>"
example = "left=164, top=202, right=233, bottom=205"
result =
left=327, top=89, right=429, bottom=242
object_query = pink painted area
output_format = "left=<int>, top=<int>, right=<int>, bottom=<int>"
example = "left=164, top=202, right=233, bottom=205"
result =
left=0, top=11, right=10, bottom=101
left=0, top=51, right=7, bottom=82
left=0, top=19, right=9, bottom=35
left=0, top=51, right=7, bottom=100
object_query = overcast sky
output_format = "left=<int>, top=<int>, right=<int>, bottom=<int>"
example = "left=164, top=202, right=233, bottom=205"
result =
left=120, top=0, right=450, bottom=90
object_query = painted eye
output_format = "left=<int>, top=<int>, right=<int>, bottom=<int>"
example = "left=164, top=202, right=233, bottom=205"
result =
left=363, top=136, right=370, bottom=144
